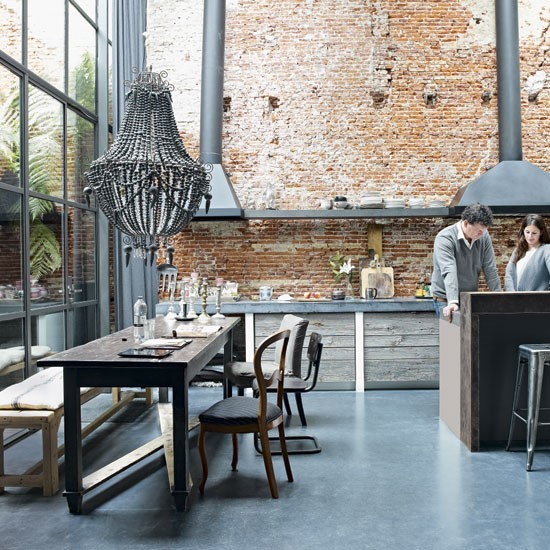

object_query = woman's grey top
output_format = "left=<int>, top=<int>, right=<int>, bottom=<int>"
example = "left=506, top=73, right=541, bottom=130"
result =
left=504, top=244, right=550, bottom=291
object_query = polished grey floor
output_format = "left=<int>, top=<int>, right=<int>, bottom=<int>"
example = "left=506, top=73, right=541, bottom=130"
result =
left=1, top=387, right=550, bottom=550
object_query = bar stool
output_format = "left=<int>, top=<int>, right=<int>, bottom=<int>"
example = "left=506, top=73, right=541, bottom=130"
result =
left=506, top=343, right=550, bottom=471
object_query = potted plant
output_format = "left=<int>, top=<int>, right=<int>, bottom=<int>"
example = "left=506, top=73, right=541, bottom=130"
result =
left=329, top=252, right=356, bottom=300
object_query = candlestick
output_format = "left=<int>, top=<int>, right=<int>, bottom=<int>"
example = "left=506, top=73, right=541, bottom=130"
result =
left=198, top=278, right=210, bottom=323
left=212, top=285, right=225, bottom=319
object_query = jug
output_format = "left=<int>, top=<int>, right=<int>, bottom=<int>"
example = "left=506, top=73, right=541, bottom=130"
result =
left=259, top=286, right=273, bottom=301
left=365, top=287, right=378, bottom=300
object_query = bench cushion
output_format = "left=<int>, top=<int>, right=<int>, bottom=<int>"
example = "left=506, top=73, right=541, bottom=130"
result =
left=0, top=367, right=90, bottom=411
left=0, top=347, right=25, bottom=371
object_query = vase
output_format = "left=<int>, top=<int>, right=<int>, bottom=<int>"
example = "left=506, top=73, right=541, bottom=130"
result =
left=346, top=280, right=354, bottom=300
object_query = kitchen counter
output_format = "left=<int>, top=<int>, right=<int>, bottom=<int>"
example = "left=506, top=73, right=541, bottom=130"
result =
left=156, top=297, right=439, bottom=391
left=156, top=297, right=436, bottom=316
left=440, top=291, right=550, bottom=451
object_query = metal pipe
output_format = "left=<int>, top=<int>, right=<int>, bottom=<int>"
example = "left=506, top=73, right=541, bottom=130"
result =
left=200, top=0, right=225, bottom=164
left=495, top=0, right=522, bottom=161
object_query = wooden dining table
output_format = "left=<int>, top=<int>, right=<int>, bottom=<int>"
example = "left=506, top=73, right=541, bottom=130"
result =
left=38, top=315, right=240, bottom=514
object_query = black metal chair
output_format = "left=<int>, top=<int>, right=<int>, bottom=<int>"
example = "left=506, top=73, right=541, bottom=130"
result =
left=224, top=314, right=309, bottom=398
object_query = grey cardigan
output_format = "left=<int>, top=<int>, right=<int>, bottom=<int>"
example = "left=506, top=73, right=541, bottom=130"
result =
left=504, top=244, right=550, bottom=291
left=431, top=222, right=501, bottom=303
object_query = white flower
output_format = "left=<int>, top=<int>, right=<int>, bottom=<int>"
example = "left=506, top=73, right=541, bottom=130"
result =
left=339, top=259, right=355, bottom=275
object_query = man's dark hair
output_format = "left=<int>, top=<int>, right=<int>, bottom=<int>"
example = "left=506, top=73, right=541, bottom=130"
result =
left=461, top=203, right=493, bottom=227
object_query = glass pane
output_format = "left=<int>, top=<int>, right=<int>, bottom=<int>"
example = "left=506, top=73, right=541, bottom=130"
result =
left=68, top=3, right=96, bottom=111
left=32, top=311, right=65, bottom=354
left=74, top=0, right=95, bottom=22
left=28, top=85, right=64, bottom=198
left=68, top=206, right=96, bottom=302
left=0, top=0, right=22, bottom=62
left=29, top=200, right=64, bottom=308
left=108, top=0, right=112, bottom=41
left=0, top=66, right=20, bottom=188
left=0, top=318, right=24, bottom=388
left=0, top=189, right=23, bottom=312
left=108, top=44, right=113, bottom=126
left=27, top=0, right=65, bottom=92
left=70, top=305, right=96, bottom=347
left=67, top=109, right=95, bottom=204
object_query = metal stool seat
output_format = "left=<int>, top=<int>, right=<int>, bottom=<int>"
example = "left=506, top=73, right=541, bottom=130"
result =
left=506, top=343, right=550, bottom=471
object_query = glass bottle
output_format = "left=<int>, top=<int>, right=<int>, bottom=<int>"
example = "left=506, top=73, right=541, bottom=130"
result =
left=423, top=273, right=432, bottom=298
left=133, top=296, right=147, bottom=343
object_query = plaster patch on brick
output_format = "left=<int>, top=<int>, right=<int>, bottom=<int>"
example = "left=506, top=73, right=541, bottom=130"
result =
left=457, top=0, right=550, bottom=48
left=146, top=0, right=203, bottom=140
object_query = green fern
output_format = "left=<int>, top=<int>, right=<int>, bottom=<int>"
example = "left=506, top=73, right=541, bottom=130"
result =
left=29, top=223, right=62, bottom=281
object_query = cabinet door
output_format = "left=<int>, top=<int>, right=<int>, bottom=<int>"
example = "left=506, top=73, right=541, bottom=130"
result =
left=363, top=312, right=439, bottom=387
left=255, top=313, right=356, bottom=388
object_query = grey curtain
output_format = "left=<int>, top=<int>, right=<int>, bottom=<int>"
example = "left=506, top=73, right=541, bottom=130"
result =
left=112, top=0, right=157, bottom=329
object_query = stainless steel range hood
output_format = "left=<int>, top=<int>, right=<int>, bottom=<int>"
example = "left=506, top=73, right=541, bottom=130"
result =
left=195, top=0, right=242, bottom=219
left=450, top=0, right=550, bottom=213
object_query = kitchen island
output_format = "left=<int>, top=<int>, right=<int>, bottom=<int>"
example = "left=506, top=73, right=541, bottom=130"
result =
left=157, top=297, right=438, bottom=391
left=439, top=291, right=550, bottom=451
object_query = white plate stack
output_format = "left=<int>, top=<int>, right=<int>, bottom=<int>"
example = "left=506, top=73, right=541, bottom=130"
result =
left=409, top=197, right=425, bottom=209
left=427, top=199, right=446, bottom=208
left=384, top=197, right=406, bottom=209
left=359, top=193, right=384, bottom=208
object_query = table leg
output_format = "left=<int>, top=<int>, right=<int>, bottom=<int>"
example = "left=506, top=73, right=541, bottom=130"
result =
left=63, top=368, right=84, bottom=514
left=171, top=370, right=190, bottom=511
left=223, top=331, right=234, bottom=399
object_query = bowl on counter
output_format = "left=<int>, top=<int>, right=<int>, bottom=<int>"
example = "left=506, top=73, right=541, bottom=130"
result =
left=331, top=289, right=346, bottom=300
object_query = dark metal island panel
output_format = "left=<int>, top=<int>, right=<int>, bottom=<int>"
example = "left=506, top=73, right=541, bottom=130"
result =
left=442, top=291, right=550, bottom=451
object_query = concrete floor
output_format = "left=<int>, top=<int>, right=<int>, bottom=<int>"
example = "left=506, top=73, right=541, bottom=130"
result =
left=1, top=387, right=550, bottom=550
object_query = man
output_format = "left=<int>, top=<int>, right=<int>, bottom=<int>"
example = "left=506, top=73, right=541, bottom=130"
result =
left=431, top=203, right=501, bottom=320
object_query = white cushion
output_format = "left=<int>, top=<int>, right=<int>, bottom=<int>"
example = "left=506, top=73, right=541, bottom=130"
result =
left=0, top=347, right=25, bottom=371
left=0, top=367, right=90, bottom=411
left=30, top=345, right=52, bottom=359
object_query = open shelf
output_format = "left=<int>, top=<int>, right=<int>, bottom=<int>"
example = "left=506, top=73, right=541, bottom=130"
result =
left=241, top=207, right=450, bottom=220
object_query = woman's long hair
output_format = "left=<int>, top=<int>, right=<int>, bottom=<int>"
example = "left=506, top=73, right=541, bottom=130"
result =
left=514, top=214, right=550, bottom=263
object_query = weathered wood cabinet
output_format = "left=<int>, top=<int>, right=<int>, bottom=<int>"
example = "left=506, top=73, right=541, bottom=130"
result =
left=255, top=313, right=356, bottom=388
left=156, top=298, right=438, bottom=390
left=363, top=312, right=439, bottom=387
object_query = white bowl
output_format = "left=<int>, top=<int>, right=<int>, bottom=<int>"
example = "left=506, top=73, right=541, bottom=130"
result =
left=333, top=201, right=348, bottom=209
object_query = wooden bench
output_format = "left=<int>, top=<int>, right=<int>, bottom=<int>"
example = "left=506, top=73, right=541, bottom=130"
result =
left=0, top=368, right=152, bottom=496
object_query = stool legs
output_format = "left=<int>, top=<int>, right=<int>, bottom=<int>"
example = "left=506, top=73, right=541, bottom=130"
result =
left=506, top=358, right=526, bottom=451
left=526, top=353, right=546, bottom=471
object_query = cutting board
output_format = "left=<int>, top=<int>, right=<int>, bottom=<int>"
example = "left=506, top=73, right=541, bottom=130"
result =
left=361, top=256, right=394, bottom=298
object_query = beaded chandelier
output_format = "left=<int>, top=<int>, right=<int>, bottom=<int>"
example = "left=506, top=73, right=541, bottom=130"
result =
left=84, top=69, right=212, bottom=265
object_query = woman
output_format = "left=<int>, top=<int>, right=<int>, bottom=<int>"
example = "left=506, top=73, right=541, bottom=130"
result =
left=504, top=214, right=550, bottom=291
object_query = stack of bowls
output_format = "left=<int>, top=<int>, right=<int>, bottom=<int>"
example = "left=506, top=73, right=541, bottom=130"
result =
left=358, top=193, right=383, bottom=208
left=333, top=196, right=349, bottom=209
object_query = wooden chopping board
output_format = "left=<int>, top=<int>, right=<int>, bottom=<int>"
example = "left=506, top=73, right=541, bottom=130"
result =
left=361, top=256, right=394, bottom=298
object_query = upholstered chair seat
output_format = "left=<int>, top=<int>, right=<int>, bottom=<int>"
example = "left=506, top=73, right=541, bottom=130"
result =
left=224, top=314, right=309, bottom=397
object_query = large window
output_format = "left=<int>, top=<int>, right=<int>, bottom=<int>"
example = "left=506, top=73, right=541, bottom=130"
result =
left=0, top=1, right=110, bottom=389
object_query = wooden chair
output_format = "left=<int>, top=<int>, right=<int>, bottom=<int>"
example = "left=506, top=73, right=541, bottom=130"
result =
left=254, top=332, right=324, bottom=454
left=198, top=328, right=293, bottom=498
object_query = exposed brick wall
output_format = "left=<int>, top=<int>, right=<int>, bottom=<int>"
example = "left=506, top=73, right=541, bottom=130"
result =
left=146, top=0, right=550, bottom=298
